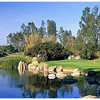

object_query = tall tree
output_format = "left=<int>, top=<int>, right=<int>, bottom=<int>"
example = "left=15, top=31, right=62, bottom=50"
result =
left=21, top=22, right=37, bottom=36
left=47, top=20, right=57, bottom=36
left=58, top=27, right=64, bottom=43
left=77, top=6, right=99, bottom=59
left=38, top=20, right=46, bottom=38
left=7, top=32, right=24, bottom=51
left=60, top=29, right=75, bottom=54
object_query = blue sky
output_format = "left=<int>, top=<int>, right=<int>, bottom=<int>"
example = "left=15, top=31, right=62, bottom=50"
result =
left=0, top=2, right=100, bottom=45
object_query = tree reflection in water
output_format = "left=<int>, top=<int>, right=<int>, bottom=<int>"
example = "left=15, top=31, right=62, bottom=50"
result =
left=76, top=76, right=98, bottom=97
left=1, top=69, right=100, bottom=98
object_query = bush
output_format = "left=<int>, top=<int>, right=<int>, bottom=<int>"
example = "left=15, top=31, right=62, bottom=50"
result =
left=0, top=45, right=17, bottom=57
left=95, top=51, right=100, bottom=59
left=0, top=53, right=32, bottom=70
left=24, top=41, right=70, bottom=61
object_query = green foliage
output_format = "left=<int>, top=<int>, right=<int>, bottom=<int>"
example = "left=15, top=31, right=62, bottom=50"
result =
left=38, top=20, right=46, bottom=38
left=0, top=45, right=16, bottom=57
left=25, top=41, right=70, bottom=61
left=95, top=51, right=100, bottom=58
left=0, top=53, right=32, bottom=69
left=7, top=32, right=25, bottom=52
left=47, top=20, right=57, bottom=36
left=76, top=6, right=100, bottom=59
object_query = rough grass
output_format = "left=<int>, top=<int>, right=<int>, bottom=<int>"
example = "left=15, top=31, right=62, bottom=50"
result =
left=0, top=53, right=32, bottom=69
left=45, top=59, right=100, bottom=71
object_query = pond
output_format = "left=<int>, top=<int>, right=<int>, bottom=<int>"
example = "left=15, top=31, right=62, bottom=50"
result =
left=0, top=69, right=100, bottom=98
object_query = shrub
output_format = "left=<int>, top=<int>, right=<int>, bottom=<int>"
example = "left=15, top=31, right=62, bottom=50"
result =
left=24, top=41, right=70, bottom=61
left=95, top=51, right=100, bottom=59
left=0, top=53, right=32, bottom=70
left=0, top=45, right=16, bottom=57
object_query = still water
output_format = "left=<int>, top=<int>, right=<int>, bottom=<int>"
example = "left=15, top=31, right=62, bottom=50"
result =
left=0, top=69, right=99, bottom=98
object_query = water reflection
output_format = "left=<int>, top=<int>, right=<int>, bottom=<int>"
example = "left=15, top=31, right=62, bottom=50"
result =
left=0, top=69, right=100, bottom=98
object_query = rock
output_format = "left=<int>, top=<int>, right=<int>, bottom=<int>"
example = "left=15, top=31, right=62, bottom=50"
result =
left=63, top=68, right=74, bottom=73
left=43, top=64, right=48, bottom=72
left=81, top=72, right=88, bottom=76
left=28, top=63, right=36, bottom=71
left=56, top=66, right=63, bottom=72
left=68, top=56, right=71, bottom=60
left=48, top=66, right=56, bottom=73
left=68, top=55, right=75, bottom=60
left=68, top=55, right=80, bottom=60
left=71, top=71, right=80, bottom=77
left=38, top=62, right=44, bottom=72
left=18, top=61, right=27, bottom=75
left=74, top=55, right=80, bottom=60
left=32, top=60, right=38, bottom=66
left=56, top=72, right=66, bottom=79
left=18, top=61, right=26, bottom=71
left=18, top=61, right=23, bottom=71
left=48, top=74, right=56, bottom=79
left=71, top=68, right=80, bottom=77
left=82, top=95, right=97, bottom=98
left=44, top=71, right=48, bottom=77
left=36, top=67, right=40, bottom=71
left=32, top=57, right=38, bottom=61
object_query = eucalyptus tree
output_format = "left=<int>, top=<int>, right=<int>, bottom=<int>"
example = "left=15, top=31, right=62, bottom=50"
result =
left=77, top=6, right=100, bottom=59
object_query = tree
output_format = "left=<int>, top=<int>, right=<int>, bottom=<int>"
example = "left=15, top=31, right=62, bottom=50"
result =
left=38, top=20, right=46, bottom=38
left=21, top=22, right=37, bottom=36
left=24, top=33, right=41, bottom=52
left=25, top=41, right=69, bottom=61
left=47, top=20, right=57, bottom=36
left=7, top=32, right=24, bottom=51
left=77, top=6, right=100, bottom=59
left=58, top=27, right=64, bottom=43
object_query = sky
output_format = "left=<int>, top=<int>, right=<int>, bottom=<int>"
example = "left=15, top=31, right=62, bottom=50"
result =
left=0, top=2, right=100, bottom=45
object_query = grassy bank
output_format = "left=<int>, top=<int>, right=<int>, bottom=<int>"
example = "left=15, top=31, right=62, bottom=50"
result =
left=1, top=53, right=100, bottom=71
left=0, top=53, right=32, bottom=69
left=46, top=59, right=100, bottom=71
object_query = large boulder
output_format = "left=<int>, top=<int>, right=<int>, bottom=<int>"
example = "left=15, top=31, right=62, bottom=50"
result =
left=32, top=57, right=38, bottom=61
left=18, top=61, right=27, bottom=72
left=44, top=71, right=48, bottom=77
left=56, top=72, right=66, bottom=79
left=28, top=63, right=36, bottom=72
left=74, top=55, right=80, bottom=60
left=35, top=67, right=40, bottom=72
left=71, top=68, right=80, bottom=77
left=38, top=62, right=44, bottom=72
left=48, top=66, right=56, bottom=73
left=63, top=68, right=74, bottom=73
left=48, top=74, right=56, bottom=79
left=56, top=66, right=63, bottom=73
left=32, top=60, right=38, bottom=66
left=43, top=64, right=48, bottom=72
left=68, top=55, right=75, bottom=60
left=71, top=71, right=80, bottom=77
left=24, top=63, right=28, bottom=70
left=18, top=61, right=23, bottom=71
left=18, top=61, right=28, bottom=75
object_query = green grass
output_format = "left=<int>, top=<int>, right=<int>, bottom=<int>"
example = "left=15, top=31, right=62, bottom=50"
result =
left=0, top=53, right=32, bottom=69
left=45, top=59, right=100, bottom=71
left=1, top=53, right=100, bottom=71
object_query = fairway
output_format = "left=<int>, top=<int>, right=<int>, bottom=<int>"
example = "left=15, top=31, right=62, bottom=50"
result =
left=46, top=59, right=100, bottom=71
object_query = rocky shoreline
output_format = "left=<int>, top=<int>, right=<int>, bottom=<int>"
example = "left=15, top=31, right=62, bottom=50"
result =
left=18, top=57, right=87, bottom=79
